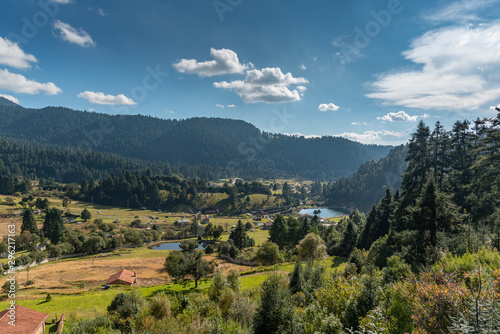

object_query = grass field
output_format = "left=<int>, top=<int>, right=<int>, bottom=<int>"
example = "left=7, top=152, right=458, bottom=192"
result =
left=0, top=255, right=346, bottom=329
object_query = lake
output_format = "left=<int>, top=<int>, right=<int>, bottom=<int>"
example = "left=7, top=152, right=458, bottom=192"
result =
left=151, top=242, right=205, bottom=251
left=298, top=208, right=345, bottom=218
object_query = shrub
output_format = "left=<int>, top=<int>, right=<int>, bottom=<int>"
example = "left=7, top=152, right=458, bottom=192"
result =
left=382, top=255, right=412, bottom=285
left=205, top=244, right=214, bottom=255
left=149, top=292, right=171, bottom=319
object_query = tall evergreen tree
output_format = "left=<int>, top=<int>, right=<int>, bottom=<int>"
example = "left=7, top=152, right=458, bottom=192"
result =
left=253, top=274, right=294, bottom=334
left=339, top=220, right=358, bottom=257
left=43, top=208, right=65, bottom=244
left=21, top=209, right=38, bottom=235
left=429, top=121, right=450, bottom=190
left=229, top=220, right=254, bottom=249
left=393, top=121, right=431, bottom=231
left=448, top=120, right=474, bottom=209
left=269, top=214, right=289, bottom=249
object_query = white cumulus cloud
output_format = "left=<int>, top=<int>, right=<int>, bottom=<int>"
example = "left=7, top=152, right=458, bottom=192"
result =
left=214, top=67, right=308, bottom=103
left=0, top=69, right=61, bottom=95
left=0, top=94, right=19, bottom=104
left=318, top=103, right=340, bottom=112
left=77, top=91, right=136, bottom=105
left=50, top=0, right=73, bottom=3
left=337, top=129, right=411, bottom=145
left=173, top=48, right=248, bottom=77
left=53, top=20, right=95, bottom=47
left=0, top=37, right=37, bottom=69
left=367, top=22, right=500, bottom=110
left=377, top=111, right=418, bottom=122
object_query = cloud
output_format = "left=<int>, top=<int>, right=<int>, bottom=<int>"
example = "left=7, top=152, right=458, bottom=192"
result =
left=166, top=110, right=175, bottom=114
left=0, top=69, right=61, bottom=95
left=0, top=94, right=19, bottom=104
left=97, top=7, right=108, bottom=16
left=337, top=129, right=411, bottom=145
left=216, top=104, right=238, bottom=109
left=367, top=22, right=500, bottom=110
left=284, top=132, right=322, bottom=139
left=77, top=91, right=136, bottom=105
left=300, top=64, right=307, bottom=70
left=377, top=111, right=418, bottom=122
left=318, top=103, right=340, bottom=112
left=214, top=67, right=308, bottom=103
left=88, top=6, right=108, bottom=16
left=173, top=48, right=248, bottom=77
left=423, top=0, right=500, bottom=23
left=490, top=104, right=500, bottom=110
left=351, top=121, right=367, bottom=126
left=0, top=37, right=37, bottom=69
left=53, top=20, right=95, bottom=47
left=88, top=108, right=95, bottom=112
left=50, top=0, right=73, bottom=3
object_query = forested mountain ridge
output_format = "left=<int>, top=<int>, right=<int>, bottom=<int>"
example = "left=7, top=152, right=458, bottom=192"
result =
left=0, top=104, right=392, bottom=180
left=325, top=145, right=408, bottom=212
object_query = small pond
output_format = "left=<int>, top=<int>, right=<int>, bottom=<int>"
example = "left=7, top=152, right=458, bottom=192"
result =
left=298, top=208, right=345, bottom=218
left=151, top=242, right=206, bottom=250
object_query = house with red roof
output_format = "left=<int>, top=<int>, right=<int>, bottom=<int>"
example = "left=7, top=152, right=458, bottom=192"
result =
left=0, top=304, right=49, bottom=334
left=106, top=269, right=137, bottom=286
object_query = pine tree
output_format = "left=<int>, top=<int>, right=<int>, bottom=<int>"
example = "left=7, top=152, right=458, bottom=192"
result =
left=429, top=121, right=450, bottom=190
left=448, top=120, right=475, bottom=209
left=21, top=209, right=38, bottom=235
left=43, top=208, right=65, bottom=244
left=372, top=188, right=394, bottom=241
left=229, top=220, right=253, bottom=249
left=254, top=274, right=294, bottom=334
left=358, top=205, right=376, bottom=250
left=289, top=260, right=304, bottom=294
left=269, top=214, right=289, bottom=249
left=394, top=121, right=431, bottom=231
left=339, top=220, right=358, bottom=257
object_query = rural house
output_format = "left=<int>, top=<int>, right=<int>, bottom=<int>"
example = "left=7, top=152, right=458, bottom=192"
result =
left=106, top=269, right=137, bottom=286
left=0, top=305, right=49, bottom=334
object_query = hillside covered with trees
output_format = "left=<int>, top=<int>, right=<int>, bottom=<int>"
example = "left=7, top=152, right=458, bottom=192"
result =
left=0, top=102, right=391, bottom=181
left=325, top=145, right=408, bottom=212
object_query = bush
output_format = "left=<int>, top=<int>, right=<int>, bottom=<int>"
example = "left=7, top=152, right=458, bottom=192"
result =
left=382, top=255, right=412, bottom=285
left=47, top=244, right=62, bottom=258
left=149, top=292, right=171, bottom=319
left=28, top=251, right=46, bottom=263
left=107, top=290, right=145, bottom=319
left=205, top=244, right=214, bottom=255
left=46, top=293, right=52, bottom=302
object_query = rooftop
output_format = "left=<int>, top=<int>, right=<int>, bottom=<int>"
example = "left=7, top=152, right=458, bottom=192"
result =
left=0, top=305, right=49, bottom=334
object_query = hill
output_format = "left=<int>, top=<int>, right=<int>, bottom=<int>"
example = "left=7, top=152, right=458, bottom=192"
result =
left=325, top=144, right=407, bottom=211
left=0, top=96, right=19, bottom=107
left=0, top=104, right=392, bottom=180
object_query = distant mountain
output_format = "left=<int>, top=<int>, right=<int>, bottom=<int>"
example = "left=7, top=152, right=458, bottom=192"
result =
left=325, top=145, right=408, bottom=211
left=0, top=97, right=19, bottom=107
left=0, top=104, right=393, bottom=180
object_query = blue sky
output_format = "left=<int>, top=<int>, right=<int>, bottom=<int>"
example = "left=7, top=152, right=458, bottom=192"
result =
left=1, top=0, right=500, bottom=145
